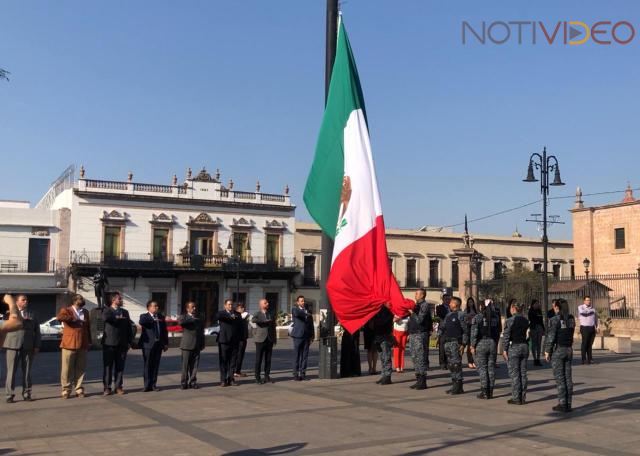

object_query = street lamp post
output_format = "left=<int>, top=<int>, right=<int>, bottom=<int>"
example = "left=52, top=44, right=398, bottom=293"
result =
left=583, top=257, right=591, bottom=281
left=584, top=257, right=591, bottom=299
left=523, top=147, right=565, bottom=324
left=226, top=238, right=251, bottom=306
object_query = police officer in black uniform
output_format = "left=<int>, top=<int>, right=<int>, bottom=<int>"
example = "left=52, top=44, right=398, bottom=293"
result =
left=545, top=298, right=576, bottom=413
left=503, top=300, right=530, bottom=405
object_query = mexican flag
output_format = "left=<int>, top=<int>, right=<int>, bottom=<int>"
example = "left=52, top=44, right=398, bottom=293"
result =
left=303, top=17, right=413, bottom=334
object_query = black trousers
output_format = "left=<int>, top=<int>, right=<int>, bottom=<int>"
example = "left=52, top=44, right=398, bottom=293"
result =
left=181, top=349, right=201, bottom=386
left=580, top=326, right=596, bottom=362
left=293, top=337, right=311, bottom=376
left=102, top=345, right=128, bottom=389
left=218, top=343, right=237, bottom=382
left=255, top=340, right=274, bottom=378
left=235, top=339, right=248, bottom=374
left=142, top=344, right=162, bottom=390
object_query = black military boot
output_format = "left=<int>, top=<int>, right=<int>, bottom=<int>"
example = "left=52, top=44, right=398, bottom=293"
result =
left=409, top=374, right=420, bottom=389
left=476, top=388, right=487, bottom=399
left=552, top=404, right=567, bottom=412
left=446, top=380, right=455, bottom=394
left=379, top=376, right=392, bottom=385
left=566, top=403, right=572, bottom=412
left=487, top=387, right=494, bottom=399
left=451, top=380, right=464, bottom=395
left=415, top=375, right=427, bottom=390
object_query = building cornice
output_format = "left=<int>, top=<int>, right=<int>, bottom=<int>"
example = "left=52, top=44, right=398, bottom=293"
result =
left=74, top=189, right=296, bottom=213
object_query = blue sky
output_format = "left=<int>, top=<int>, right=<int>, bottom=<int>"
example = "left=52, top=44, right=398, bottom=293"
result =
left=1, top=0, right=639, bottom=241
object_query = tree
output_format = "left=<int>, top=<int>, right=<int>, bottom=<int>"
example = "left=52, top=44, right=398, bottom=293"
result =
left=0, top=68, right=9, bottom=81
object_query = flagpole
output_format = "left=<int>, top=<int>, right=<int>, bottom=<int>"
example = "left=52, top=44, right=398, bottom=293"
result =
left=318, top=0, right=339, bottom=380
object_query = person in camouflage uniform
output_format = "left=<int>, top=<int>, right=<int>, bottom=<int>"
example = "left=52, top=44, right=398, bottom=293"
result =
left=470, top=299, right=500, bottom=399
left=437, top=297, right=468, bottom=395
left=503, top=300, right=530, bottom=405
left=372, top=306, right=395, bottom=385
left=545, top=299, right=576, bottom=413
left=406, top=289, right=432, bottom=390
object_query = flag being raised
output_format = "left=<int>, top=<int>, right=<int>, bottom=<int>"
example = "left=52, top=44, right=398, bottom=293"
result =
left=303, top=17, right=413, bottom=334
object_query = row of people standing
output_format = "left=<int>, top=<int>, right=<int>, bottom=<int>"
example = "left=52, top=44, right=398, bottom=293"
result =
left=364, top=290, right=578, bottom=414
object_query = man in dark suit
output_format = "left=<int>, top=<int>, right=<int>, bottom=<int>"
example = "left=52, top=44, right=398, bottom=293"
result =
left=178, top=301, right=205, bottom=389
left=252, top=298, right=277, bottom=384
left=234, top=302, right=250, bottom=378
left=139, top=300, right=169, bottom=392
left=101, top=291, right=134, bottom=395
left=291, top=295, right=314, bottom=381
left=216, top=299, right=241, bottom=387
left=3, top=295, right=40, bottom=403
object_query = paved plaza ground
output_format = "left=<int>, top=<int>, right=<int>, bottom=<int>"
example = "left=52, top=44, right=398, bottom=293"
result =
left=0, top=340, right=639, bottom=455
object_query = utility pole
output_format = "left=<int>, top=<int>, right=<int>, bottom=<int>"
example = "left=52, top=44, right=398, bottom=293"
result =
left=318, top=0, right=339, bottom=379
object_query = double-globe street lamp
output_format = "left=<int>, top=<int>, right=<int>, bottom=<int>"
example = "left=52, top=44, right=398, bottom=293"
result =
left=523, top=147, right=565, bottom=322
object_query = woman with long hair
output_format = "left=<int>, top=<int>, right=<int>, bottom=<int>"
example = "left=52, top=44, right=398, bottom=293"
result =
left=470, top=298, right=500, bottom=399
left=544, top=299, right=576, bottom=413
left=464, top=298, right=477, bottom=369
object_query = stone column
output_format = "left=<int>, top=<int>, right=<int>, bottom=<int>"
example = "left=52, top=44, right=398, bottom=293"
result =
left=453, top=247, right=478, bottom=306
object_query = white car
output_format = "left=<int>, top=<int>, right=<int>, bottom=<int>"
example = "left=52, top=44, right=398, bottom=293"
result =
left=40, top=317, right=63, bottom=338
left=204, top=325, right=220, bottom=338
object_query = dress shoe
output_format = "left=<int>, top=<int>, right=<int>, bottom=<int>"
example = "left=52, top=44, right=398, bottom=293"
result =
left=116, top=388, right=125, bottom=395
left=191, top=384, right=199, bottom=390
left=220, top=382, right=228, bottom=388
left=180, top=384, right=188, bottom=390
left=256, top=377, right=263, bottom=384
left=264, top=376, right=274, bottom=384
left=76, top=391, right=86, bottom=398
left=143, top=387, right=153, bottom=392
left=230, top=380, right=239, bottom=386
left=6, top=396, right=14, bottom=404
left=153, top=387, right=161, bottom=392
left=103, top=388, right=112, bottom=396
left=294, top=375, right=302, bottom=381
left=23, top=395, right=32, bottom=402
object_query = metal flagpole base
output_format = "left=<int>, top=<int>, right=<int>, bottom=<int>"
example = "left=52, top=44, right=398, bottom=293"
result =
left=319, top=335, right=338, bottom=379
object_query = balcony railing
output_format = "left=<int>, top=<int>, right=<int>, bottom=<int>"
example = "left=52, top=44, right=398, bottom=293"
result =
left=70, top=251, right=298, bottom=271
left=0, top=258, right=57, bottom=274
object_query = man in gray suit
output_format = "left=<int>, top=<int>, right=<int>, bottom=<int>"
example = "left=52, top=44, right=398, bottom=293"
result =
left=252, top=298, right=277, bottom=384
left=178, top=301, right=205, bottom=389
left=4, top=295, right=41, bottom=403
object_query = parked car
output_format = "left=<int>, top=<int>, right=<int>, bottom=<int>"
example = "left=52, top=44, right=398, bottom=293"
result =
left=204, top=324, right=220, bottom=339
left=40, top=317, right=63, bottom=338
left=165, top=317, right=183, bottom=336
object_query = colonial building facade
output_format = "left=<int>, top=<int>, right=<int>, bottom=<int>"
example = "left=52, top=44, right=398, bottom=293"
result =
left=295, top=221, right=574, bottom=306
left=571, top=185, right=640, bottom=275
left=48, top=167, right=296, bottom=325
left=0, top=199, right=72, bottom=320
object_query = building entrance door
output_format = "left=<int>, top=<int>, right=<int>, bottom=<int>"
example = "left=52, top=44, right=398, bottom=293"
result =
left=181, top=281, right=219, bottom=326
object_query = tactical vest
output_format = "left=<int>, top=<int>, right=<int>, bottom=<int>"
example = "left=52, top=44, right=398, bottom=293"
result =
left=557, top=315, right=576, bottom=347
left=444, top=312, right=463, bottom=340
left=408, top=301, right=432, bottom=334
left=510, top=315, right=529, bottom=344
left=479, top=311, right=499, bottom=339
